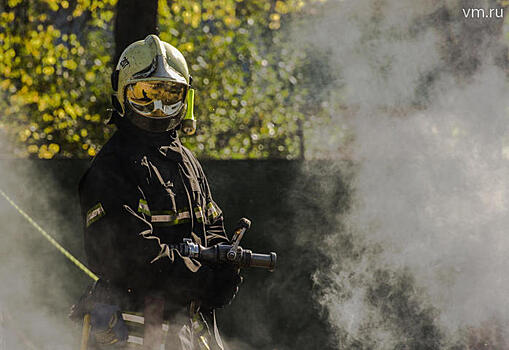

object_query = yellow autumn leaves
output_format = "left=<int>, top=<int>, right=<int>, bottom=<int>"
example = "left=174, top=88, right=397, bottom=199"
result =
left=2, top=0, right=317, bottom=159
left=1, top=0, right=113, bottom=158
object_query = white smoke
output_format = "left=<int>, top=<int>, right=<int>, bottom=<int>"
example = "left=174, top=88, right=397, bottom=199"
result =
left=0, top=155, right=83, bottom=349
left=351, top=64, right=509, bottom=328
left=295, top=0, right=509, bottom=344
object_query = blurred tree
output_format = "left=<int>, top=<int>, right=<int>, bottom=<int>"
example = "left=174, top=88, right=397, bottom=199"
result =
left=158, top=0, right=310, bottom=159
left=0, top=0, right=318, bottom=159
left=0, top=0, right=115, bottom=158
left=114, top=0, right=158, bottom=65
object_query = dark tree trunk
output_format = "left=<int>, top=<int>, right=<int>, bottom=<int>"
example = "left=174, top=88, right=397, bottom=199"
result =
left=113, top=0, right=159, bottom=67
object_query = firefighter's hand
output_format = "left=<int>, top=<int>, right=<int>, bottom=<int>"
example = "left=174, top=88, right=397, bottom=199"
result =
left=199, top=265, right=243, bottom=309
left=89, top=303, right=128, bottom=345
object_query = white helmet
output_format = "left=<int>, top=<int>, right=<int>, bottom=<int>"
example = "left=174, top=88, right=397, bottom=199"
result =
left=111, top=34, right=195, bottom=134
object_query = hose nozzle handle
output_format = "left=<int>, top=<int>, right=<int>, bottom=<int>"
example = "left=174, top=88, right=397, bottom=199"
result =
left=228, top=218, right=251, bottom=261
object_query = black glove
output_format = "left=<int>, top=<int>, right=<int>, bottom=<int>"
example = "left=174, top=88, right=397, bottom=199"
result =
left=198, top=265, right=243, bottom=309
left=69, top=280, right=128, bottom=345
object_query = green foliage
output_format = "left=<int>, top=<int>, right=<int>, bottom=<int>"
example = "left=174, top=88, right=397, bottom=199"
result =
left=0, top=0, right=319, bottom=159
left=0, top=0, right=116, bottom=158
left=157, top=0, right=310, bottom=159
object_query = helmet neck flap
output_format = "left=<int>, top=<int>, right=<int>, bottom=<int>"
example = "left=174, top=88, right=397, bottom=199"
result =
left=110, top=110, right=180, bottom=146
left=124, top=104, right=185, bottom=133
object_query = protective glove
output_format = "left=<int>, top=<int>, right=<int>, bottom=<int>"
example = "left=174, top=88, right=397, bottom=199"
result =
left=69, top=280, right=128, bottom=346
left=198, top=265, right=243, bottom=309
left=70, top=301, right=128, bottom=346
left=89, top=303, right=128, bottom=346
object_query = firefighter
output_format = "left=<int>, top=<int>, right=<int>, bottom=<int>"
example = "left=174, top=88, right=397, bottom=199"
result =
left=73, top=34, right=242, bottom=350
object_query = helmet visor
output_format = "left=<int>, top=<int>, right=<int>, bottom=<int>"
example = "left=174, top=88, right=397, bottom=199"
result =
left=126, top=81, right=187, bottom=118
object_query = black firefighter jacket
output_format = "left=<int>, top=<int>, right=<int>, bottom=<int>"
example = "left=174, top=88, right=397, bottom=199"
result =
left=78, top=117, right=229, bottom=313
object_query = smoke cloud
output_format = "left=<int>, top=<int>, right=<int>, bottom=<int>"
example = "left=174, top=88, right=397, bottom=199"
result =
left=0, top=154, right=87, bottom=349
left=294, top=0, right=509, bottom=347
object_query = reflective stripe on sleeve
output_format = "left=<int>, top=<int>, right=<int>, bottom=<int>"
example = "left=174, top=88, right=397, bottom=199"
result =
left=151, top=209, right=191, bottom=226
left=127, top=335, right=143, bottom=345
left=122, top=313, right=144, bottom=325
left=122, top=313, right=170, bottom=332
left=206, top=202, right=220, bottom=220
left=126, top=336, right=169, bottom=350
left=194, top=206, right=204, bottom=223
left=142, top=203, right=219, bottom=227
left=86, top=202, right=105, bottom=227
left=152, top=211, right=190, bottom=223
left=122, top=312, right=169, bottom=349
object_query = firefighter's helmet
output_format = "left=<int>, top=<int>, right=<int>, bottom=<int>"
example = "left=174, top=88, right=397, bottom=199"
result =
left=111, top=34, right=196, bottom=134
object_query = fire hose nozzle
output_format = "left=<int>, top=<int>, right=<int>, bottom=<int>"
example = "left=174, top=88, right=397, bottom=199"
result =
left=250, top=251, right=277, bottom=272
left=174, top=218, right=276, bottom=271
left=175, top=241, right=277, bottom=271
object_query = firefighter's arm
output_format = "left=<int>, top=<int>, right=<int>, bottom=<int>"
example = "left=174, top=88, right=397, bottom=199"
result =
left=199, top=172, right=244, bottom=308
left=79, top=168, right=175, bottom=290
left=197, top=165, right=230, bottom=246
left=204, top=207, right=229, bottom=246
left=180, top=145, right=229, bottom=246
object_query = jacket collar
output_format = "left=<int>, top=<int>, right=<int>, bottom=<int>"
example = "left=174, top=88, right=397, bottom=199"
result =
left=112, top=112, right=183, bottom=162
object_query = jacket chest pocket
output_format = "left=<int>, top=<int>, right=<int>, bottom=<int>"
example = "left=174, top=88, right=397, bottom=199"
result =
left=135, top=156, right=206, bottom=227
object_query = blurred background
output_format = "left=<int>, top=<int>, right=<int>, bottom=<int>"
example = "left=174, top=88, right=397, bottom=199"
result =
left=2, top=0, right=509, bottom=349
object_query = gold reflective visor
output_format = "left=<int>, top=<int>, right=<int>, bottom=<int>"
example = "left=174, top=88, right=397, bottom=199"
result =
left=126, top=81, right=187, bottom=118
